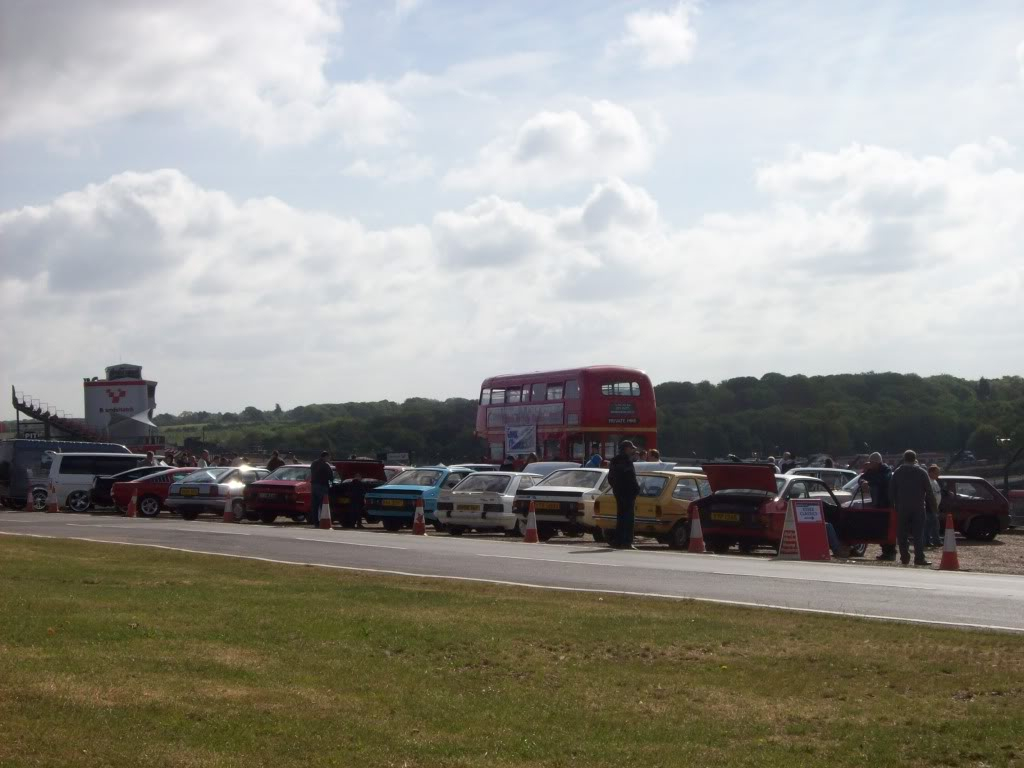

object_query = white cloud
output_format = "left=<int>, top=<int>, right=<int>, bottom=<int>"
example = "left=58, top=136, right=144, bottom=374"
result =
left=1018, top=40, right=1024, bottom=81
left=0, top=0, right=411, bottom=147
left=395, top=0, right=424, bottom=19
left=3, top=140, right=1023, bottom=412
left=444, top=100, right=659, bottom=191
left=609, top=2, right=698, bottom=70
left=343, top=154, right=435, bottom=184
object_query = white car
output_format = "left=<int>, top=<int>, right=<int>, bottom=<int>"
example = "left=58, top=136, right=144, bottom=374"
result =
left=784, top=466, right=858, bottom=493
left=47, top=451, right=150, bottom=512
left=513, top=467, right=610, bottom=541
left=435, top=472, right=543, bottom=536
left=165, top=466, right=269, bottom=520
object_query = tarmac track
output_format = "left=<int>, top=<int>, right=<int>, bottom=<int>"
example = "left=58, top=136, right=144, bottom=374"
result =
left=3, top=512, right=1024, bottom=633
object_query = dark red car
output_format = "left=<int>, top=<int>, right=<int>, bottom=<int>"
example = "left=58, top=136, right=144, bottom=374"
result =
left=111, top=467, right=199, bottom=518
left=244, top=463, right=385, bottom=526
left=938, top=476, right=1011, bottom=541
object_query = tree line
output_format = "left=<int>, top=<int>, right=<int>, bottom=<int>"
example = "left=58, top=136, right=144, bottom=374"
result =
left=152, top=373, right=1024, bottom=462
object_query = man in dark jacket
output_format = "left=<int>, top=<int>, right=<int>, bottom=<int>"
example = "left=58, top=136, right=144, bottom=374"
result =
left=861, top=452, right=896, bottom=561
left=266, top=450, right=285, bottom=472
left=889, top=450, right=937, bottom=566
left=607, top=440, right=640, bottom=550
left=309, top=451, right=334, bottom=528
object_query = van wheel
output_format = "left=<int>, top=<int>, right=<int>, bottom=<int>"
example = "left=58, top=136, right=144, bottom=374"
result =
left=382, top=519, right=403, bottom=532
left=668, top=521, right=690, bottom=550
left=32, top=489, right=48, bottom=511
left=138, top=495, right=162, bottom=518
left=966, top=516, right=999, bottom=542
left=259, top=512, right=278, bottom=525
left=67, top=491, right=91, bottom=513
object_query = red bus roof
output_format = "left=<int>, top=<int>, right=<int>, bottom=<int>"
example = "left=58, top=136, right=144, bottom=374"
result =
left=480, top=365, right=650, bottom=388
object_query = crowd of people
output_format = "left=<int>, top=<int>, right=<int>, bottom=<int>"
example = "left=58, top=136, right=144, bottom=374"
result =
left=145, top=448, right=301, bottom=470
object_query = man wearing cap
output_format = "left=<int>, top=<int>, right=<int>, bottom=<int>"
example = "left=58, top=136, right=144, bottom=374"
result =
left=607, top=440, right=640, bottom=550
left=860, top=452, right=895, bottom=560
left=889, top=450, right=937, bottom=566
left=309, top=451, right=334, bottom=528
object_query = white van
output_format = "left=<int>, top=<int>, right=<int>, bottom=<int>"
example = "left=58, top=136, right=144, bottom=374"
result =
left=48, top=453, right=150, bottom=512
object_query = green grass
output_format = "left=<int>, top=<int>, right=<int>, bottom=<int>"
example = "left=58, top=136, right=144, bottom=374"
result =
left=1, top=538, right=1023, bottom=768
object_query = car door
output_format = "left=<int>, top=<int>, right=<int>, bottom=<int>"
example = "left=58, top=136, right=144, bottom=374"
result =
left=670, top=478, right=702, bottom=528
left=634, top=475, right=668, bottom=528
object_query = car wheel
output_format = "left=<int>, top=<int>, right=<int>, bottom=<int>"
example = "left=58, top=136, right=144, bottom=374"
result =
left=846, top=543, right=867, bottom=557
left=706, top=536, right=732, bottom=554
left=382, top=519, right=403, bottom=532
left=447, top=526, right=465, bottom=536
left=537, top=524, right=557, bottom=542
left=432, top=521, right=446, bottom=533
left=67, top=491, right=91, bottom=513
left=591, top=527, right=605, bottom=543
left=668, top=521, right=690, bottom=550
left=259, top=512, right=278, bottom=525
left=289, top=514, right=307, bottom=524
left=738, top=541, right=757, bottom=555
left=32, top=489, right=48, bottom=511
left=245, top=510, right=261, bottom=522
left=966, top=516, right=999, bottom=542
left=180, top=510, right=200, bottom=521
left=138, top=495, right=162, bottom=518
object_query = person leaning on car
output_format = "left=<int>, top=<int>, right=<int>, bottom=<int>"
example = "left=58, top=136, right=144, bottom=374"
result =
left=309, top=451, right=333, bottom=527
left=889, top=450, right=937, bottom=566
left=861, top=452, right=896, bottom=561
left=607, top=440, right=640, bottom=550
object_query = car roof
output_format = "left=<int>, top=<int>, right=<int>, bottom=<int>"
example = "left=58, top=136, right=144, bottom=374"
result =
left=53, top=452, right=149, bottom=458
left=940, top=475, right=987, bottom=481
left=637, top=470, right=706, bottom=479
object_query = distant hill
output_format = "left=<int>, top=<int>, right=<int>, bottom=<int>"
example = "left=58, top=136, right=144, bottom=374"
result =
left=145, top=373, right=1024, bottom=463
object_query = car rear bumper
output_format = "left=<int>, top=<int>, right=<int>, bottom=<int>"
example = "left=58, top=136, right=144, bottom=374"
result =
left=438, top=510, right=516, bottom=529
left=166, top=498, right=227, bottom=513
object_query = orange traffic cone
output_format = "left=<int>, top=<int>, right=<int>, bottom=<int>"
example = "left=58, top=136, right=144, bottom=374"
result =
left=412, top=498, right=426, bottom=535
left=126, top=489, right=138, bottom=518
left=687, top=504, right=706, bottom=553
left=318, top=497, right=332, bottom=530
left=46, top=481, right=59, bottom=513
left=939, top=513, right=960, bottom=571
left=523, top=501, right=539, bottom=543
left=223, top=491, right=236, bottom=523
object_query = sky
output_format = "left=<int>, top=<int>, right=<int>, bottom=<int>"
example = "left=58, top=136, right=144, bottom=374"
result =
left=1, top=0, right=1023, bottom=418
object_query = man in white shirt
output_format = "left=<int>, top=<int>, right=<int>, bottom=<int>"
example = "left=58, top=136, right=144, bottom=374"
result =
left=198, top=450, right=210, bottom=468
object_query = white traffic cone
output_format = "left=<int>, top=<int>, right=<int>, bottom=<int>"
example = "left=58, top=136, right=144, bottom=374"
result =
left=523, top=501, right=539, bottom=543
left=687, top=505, right=705, bottom=553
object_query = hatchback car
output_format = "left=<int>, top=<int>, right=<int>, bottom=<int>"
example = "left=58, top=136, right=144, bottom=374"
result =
left=594, top=471, right=710, bottom=548
left=244, top=465, right=337, bottom=524
left=166, top=466, right=270, bottom=520
left=111, top=467, right=199, bottom=517
left=938, top=476, right=1011, bottom=541
left=436, top=472, right=543, bottom=536
left=512, top=467, right=609, bottom=541
left=365, top=467, right=476, bottom=531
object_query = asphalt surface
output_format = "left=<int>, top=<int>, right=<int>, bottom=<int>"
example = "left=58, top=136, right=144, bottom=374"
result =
left=3, top=511, right=1024, bottom=633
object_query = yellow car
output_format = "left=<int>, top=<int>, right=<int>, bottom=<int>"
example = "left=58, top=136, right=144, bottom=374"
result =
left=593, top=471, right=710, bottom=548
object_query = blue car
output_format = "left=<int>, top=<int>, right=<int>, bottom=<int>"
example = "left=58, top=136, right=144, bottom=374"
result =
left=366, top=466, right=476, bottom=531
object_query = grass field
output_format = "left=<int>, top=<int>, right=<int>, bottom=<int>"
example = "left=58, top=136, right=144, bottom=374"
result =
left=1, top=539, right=1023, bottom=768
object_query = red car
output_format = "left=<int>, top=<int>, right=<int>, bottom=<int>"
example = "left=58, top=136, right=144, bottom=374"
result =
left=938, top=476, right=1011, bottom=541
left=111, top=467, right=199, bottom=518
left=244, top=463, right=386, bottom=526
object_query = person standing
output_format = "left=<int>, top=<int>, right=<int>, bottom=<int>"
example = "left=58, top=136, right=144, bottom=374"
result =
left=607, top=440, right=640, bottom=550
left=499, top=455, right=516, bottom=471
left=584, top=444, right=603, bottom=468
left=926, top=464, right=944, bottom=547
left=861, top=452, right=896, bottom=561
left=309, top=451, right=333, bottom=528
left=198, top=450, right=210, bottom=469
left=266, top=450, right=285, bottom=472
left=347, top=474, right=366, bottom=529
left=889, top=450, right=937, bottom=566
left=780, top=452, right=797, bottom=473
left=143, top=451, right=157, bottom=467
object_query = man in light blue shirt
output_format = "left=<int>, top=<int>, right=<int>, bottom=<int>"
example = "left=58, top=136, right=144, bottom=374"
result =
left=584, top=443, right=603, bottom=468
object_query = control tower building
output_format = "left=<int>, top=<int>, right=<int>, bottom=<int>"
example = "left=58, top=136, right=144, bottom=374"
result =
left=82, top=364, right=160, bottom=448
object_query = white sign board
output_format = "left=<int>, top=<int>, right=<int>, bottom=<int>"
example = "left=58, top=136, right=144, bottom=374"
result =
left=793, top=499, right=823, bottom=523
left=505, top=425, right=537, bottom=455
left=83, top=382, right=150, bottom=430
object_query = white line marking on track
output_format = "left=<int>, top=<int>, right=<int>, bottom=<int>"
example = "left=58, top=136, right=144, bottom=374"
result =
left=65, top=523, right=251, bottom=536
left=2, top=530, right=1021, bottom=633
left=293, top=537, right=406, bottom=550
left=477, top=553, right=624, bottom=567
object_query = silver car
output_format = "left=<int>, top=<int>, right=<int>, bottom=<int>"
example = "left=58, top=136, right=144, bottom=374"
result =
left=166, top=466, right=269, bottom=520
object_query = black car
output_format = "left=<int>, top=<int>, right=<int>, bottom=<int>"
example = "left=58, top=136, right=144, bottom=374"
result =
left=91, top=465, right=169, bottom=508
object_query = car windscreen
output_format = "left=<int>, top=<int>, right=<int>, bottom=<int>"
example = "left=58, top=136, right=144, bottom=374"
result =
left=265, top=466, right=311, bottom=482
left=388, top=469, right=442, bottom=487
left=453, top=474, right=511, bottom=494
left=841, top=475, right=863, bottom=493
left=181, top=468, right=233, bottom=484
left=538, top=470, right=603, bottom=489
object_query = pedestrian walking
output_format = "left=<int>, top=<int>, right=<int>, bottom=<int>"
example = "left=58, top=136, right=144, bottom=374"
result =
left=889, top=450, right=937, bottom=566
left=309, top=451, right=333, bottom=527
left=266, top=450, right=285, bottom=472
left=607, top=440, right=640, bottom=550
left=926, top=464, right=944, bottom=547
left=861, top=452, right=896, bottom=561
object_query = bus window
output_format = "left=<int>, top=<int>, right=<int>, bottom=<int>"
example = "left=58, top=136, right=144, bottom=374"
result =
left=532, top=383, right=546, bottom=401
left=546, top=383, right=563, bottom=400
left=565, top=380, right=579, bottom=399
left=507, top=388, right=521, bottom=404
left=601, top=381, right=640, bottom=396
left=491, top=389, right=505, bottom=404
left=480, top=388, right=491, bottom=405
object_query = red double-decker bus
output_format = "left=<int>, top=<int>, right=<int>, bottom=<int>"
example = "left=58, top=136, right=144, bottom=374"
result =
left=475, top=366, right=658, bottom=462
